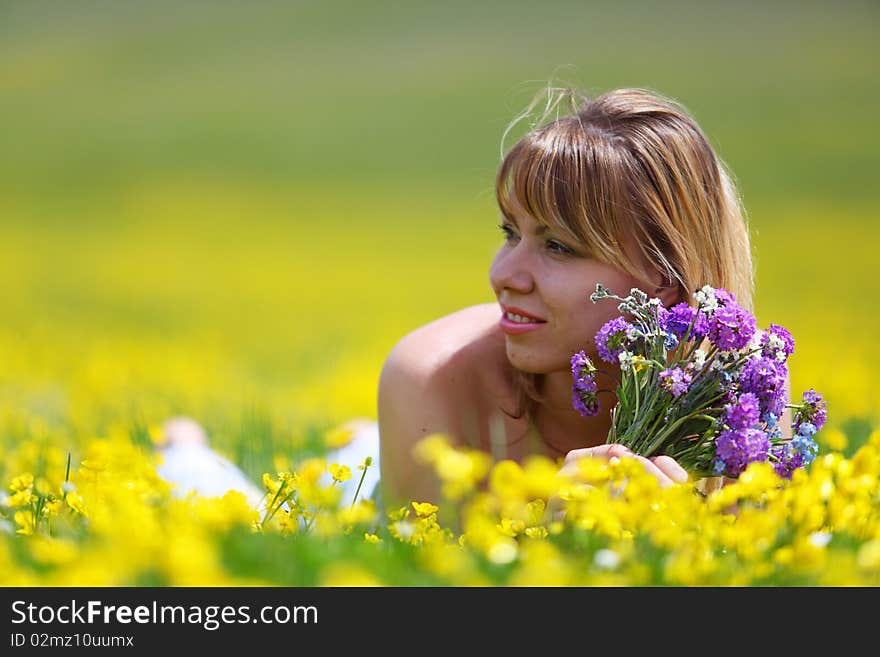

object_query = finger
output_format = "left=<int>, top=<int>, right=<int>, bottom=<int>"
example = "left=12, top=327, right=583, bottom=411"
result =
left=564, top=444, right=634, bottom=464
left=591, top=449, right=674, bottom=487
left=650, top=455, right=689, bottom=483
left=560, top=444, right=632, bottom=477
left=620, top=454, right=676, bottom=488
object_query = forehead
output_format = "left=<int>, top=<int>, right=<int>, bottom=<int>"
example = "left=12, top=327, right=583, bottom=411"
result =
left=501, top=182, right=648, bottom=271
left=500, top=190, right=559, bottom=234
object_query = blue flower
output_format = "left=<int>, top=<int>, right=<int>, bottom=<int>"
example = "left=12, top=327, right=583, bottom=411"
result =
left=796, top=422, right=817, bottom=437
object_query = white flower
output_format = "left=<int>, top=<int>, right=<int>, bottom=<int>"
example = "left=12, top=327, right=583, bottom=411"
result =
left=594, top=549, right=621, bottom=570
left=809, top=531, right=832, bottom=548
left=618, top=351, right=634, bottom=372
left=392, top=520, right=415, bottom=539
left=693, top=349, right=706, bottom=369
left=747, top=331, right=764, bottom=352
left=61, top=481, right=77, bottom=495
left=762, top=333, right=788, bottom=362
left=488, top=540, right=518, bottom=565
left=695, top=285, right=718, bottom=315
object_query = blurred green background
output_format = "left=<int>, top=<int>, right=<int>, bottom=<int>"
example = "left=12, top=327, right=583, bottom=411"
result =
left=1, top=0, right=877, bottom=474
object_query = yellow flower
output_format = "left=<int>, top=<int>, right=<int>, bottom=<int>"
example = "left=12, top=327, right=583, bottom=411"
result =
left=524, top=526, right=548, bottom=539
left=490, top=460, right=525, bottom=500
left=14, top=510, right=35, bottom=536
left=44, top=499, right=63, bottom=517
left=6, top=490, right=35, bottom=509
left=9, top=473, right=33, bottom=492
left=522, top=457, right=562, bottom=500
left=496, top=517, right=525, bottom=537
left=336, top=500, right=378, bottom=527
left=387, top=506, right=410, bottom=522
left=324, top=425, right=356, bottom=449
left=29, top=537, right=79, bottom=566
left=857, top=540, right=880, bottom=571
left=320, top=563, right=382, bottom=586
left=262, top=472, right=283, bottom=495
left=65, top=492, right=86, bottom=515
left=820, top=426, right=847, bottom=452
left=412, top=501, right=438, bottom=517
left=329, top=463, right=352, bottom=484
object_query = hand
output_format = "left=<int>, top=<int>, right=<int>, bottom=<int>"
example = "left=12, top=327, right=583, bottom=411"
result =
left=559, top=443, right=689, bottom=488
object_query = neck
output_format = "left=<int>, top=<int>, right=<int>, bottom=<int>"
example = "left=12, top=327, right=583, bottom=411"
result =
left=531, top=366, right=619, bottom=458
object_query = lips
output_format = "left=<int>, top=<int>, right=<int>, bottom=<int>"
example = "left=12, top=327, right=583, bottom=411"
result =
left=501, top=305, right=547, bottom=322
left=498, top=304, right=548, bottom=336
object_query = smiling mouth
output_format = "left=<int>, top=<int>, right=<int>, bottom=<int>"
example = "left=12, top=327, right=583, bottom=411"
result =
left=504, top=311, right=546, bottom=324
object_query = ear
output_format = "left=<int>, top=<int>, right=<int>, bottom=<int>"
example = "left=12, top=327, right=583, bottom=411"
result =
left=650, top=275, right=682, bottom=308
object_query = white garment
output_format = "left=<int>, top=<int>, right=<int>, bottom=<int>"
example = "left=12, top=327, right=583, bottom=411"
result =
left=156, top=441, right=265, bottom=507
left=155, top=417, right=381, bottom=510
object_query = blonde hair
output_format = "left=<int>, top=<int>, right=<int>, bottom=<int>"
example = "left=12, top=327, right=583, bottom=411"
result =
left=495, top=86, right=754, bottom=419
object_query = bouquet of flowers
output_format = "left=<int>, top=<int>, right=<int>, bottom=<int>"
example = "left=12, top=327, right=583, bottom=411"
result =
left=570, top=284, right=827, bottom=480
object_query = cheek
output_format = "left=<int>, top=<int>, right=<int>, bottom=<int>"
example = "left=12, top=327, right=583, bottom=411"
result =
left=554, top=285, right=603, bottom=341
left=554, top=279, right=626, bottom=346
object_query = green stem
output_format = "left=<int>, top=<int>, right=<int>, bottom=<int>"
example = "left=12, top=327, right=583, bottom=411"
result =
left=351, top=465, right=370, bottom=509
left=632, top=368, right=641, bottom=420
left=262, top=479, right=288, bottom=525
left=644, top=413, right=719, bottom=455
left=63, top=452, right=71, bottom=503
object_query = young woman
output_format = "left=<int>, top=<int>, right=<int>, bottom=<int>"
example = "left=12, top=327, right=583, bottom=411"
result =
left=378, top=86, right=791, bottom=510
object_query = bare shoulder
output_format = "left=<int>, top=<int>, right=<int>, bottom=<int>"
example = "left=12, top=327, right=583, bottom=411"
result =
left=379, top=302, right=505, bottom=424
left=377, top=303, right=507, bottom=505
left=383, top=303, right=503, bottom=382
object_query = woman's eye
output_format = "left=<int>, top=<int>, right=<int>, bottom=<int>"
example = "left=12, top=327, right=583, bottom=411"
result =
left=498, top=223, right=518, bottom=242
left=546, top=239, right=574, bottom=255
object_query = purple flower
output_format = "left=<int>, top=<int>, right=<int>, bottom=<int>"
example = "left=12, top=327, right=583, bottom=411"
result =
left=570, top=350, right=597, bottom=381
left=659, top=367, right=692, bottom=397
left=706, top=289, right=757, bottom=352
left=760, top=324, right=795, bottom=362
left=770, top=442, right=805, bottom=479
left=715, top=426, right=770, bottom=477
left=793, top=388, right=827, bottom=433
left=724, top=392, right=761, bottom=430
left=595, top=317, right=634, bottom=364
left=571, top=351, right=600, bottom=418
left=572, top=384, right=600, bottom=418
left=738, top=357, right=788, bottom=418
left=662, top=302, right=708, bottom=340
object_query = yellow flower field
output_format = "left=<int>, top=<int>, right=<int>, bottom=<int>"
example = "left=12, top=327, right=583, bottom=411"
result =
left=2, top=1, right=878, bottom=586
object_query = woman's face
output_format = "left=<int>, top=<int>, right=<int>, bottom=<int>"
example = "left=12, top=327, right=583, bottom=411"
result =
left=489, top=200, right=657, bottom=375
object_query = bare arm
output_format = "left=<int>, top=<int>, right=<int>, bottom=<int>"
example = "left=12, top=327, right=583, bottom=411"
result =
left=377, top=340, right=456, bottom=511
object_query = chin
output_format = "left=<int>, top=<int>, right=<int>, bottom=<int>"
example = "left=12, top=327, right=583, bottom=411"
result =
left=504, top=344, right=563, bottom=375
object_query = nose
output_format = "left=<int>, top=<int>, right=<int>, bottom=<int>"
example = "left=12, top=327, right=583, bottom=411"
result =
left=489, top=242, right=535, bottom=297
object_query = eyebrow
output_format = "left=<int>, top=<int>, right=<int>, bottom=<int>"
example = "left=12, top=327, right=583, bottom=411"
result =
left=502, top=211, right=550, bottom=235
